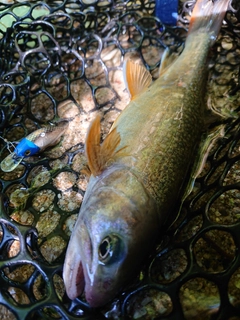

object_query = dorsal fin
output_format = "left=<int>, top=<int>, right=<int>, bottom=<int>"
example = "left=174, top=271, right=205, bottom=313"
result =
left=85, top=114, right=122, bottom=176
left=123, top=59, right=152, bottom=100
left=158, top=48, right=178, bottom=77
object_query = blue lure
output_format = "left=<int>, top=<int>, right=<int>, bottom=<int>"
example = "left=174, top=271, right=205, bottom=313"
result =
left=0, top=120, right=69, bottom=172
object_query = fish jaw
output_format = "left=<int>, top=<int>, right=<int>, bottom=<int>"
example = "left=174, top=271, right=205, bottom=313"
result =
left=83, top=264, right=123, bottom=308
left=63, top=206, right=95, bottom=301
left=62, top=234, right=85, bottom=300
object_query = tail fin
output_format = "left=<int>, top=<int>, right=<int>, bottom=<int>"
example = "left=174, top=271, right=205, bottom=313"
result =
left=188, top=0, right=230, bottom=42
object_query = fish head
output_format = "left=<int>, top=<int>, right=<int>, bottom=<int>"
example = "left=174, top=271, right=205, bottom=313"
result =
left=63, top=167, right=159, bottom=307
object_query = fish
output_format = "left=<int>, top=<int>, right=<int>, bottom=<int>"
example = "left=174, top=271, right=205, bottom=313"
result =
left=63, top=0, right=230, bottom=307
left=0, top=120, right=69, bottom=172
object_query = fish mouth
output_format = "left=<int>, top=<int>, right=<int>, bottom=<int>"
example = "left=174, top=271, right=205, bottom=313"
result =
left=63, top=248, right=85, bottom=300
left=63, top=220, right=93, bottom=301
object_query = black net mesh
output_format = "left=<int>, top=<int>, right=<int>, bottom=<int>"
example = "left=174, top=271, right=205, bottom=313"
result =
left=0, top=0, right=240, bottom=319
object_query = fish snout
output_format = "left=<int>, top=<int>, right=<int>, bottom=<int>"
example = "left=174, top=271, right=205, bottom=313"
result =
left=63, top=218, right=93, bottom=301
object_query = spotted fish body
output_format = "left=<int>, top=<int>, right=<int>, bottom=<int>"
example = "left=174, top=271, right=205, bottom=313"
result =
left=63, top=0, right=230, bottom=307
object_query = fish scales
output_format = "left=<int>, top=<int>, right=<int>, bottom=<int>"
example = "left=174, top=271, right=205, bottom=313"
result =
left=112, top=35, right=210, bottom=208
left=63, top=0, right=231, bottom=307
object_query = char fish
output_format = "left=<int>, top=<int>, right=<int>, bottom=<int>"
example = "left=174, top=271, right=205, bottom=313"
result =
left=63, top=0, right=230, bottom=307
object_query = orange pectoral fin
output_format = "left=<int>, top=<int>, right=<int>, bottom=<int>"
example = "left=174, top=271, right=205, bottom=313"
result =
left=85, top=114, right=101, bottom=176
left=123, top=59, right=152, bottom=100
left=85, top=114, right=124, bottom=177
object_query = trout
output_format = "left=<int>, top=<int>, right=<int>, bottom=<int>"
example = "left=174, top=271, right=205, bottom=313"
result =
left=63, top=0, right=230, bottom=307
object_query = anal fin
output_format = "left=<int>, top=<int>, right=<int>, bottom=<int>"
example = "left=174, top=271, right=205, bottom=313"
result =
left=168, top=124, right=225, bottom=231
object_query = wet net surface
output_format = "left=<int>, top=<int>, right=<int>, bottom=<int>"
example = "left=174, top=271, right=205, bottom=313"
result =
left=0, top=0, right=240, bottom=319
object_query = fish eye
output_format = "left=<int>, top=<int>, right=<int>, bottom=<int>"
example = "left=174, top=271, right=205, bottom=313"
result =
left=24, top=150, right=31, bottom=156
left=98, top=235, right=123, bottom=264
left=99, top=236, right=112, bottom=261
